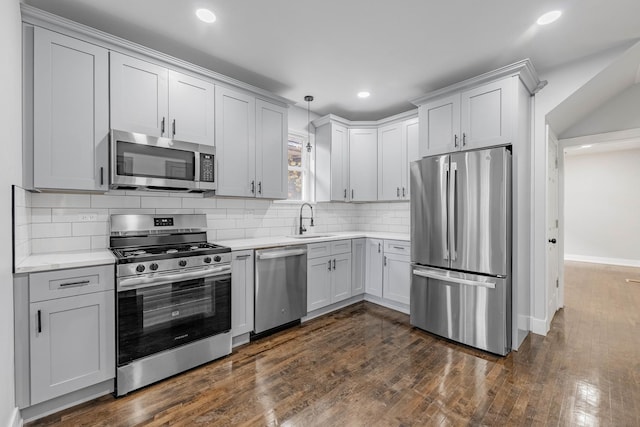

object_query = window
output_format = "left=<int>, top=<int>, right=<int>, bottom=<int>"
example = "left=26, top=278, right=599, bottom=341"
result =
left=287, top=133, right=308, bottom=201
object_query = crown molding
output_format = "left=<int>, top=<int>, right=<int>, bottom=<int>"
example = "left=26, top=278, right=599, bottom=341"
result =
left=311, top=109, right=418, bottom=129
left=410, top=58, right=544, bottom=106
left=20, top=4, right=294, bottom=107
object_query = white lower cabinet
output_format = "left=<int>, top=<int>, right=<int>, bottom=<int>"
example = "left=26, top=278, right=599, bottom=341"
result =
left=27, top=265, right=115, bottom=405
left=307, top=240, right=352, bottom=312
left=383, top=253, right=411, bottom=305
left=365, top=239, right=384, bottom=297
left=231, top=250, right=254, bottom=336
left=351, top=238, right=366, bottom=296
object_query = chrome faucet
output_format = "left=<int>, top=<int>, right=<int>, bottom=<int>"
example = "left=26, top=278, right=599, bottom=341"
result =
left=299, top=203, right=314, bottom=235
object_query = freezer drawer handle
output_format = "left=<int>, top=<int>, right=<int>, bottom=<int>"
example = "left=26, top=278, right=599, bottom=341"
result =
left=256, top=248, right=307, bottom=260
left=412, top=269, right=496, bottom=289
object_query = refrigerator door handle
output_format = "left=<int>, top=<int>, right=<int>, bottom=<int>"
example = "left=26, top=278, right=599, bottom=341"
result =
left=412, top=268, right=496, bottom=289
left=443, top=162, right=450, bottom=261
left=449, top=161, right=458, bottom=261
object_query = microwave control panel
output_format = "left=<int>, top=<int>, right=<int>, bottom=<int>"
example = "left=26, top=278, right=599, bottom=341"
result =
left=200, top=154, right=215, bottom=182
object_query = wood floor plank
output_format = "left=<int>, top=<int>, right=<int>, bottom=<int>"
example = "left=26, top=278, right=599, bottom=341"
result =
left=27, top=261, right=640, bottom=426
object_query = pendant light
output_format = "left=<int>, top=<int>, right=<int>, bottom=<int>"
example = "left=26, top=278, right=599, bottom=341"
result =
left=304, top=95, right=313, bottom=152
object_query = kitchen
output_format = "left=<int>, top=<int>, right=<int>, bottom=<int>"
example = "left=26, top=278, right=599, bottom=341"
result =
left=2, top=1, right=640, bottom=426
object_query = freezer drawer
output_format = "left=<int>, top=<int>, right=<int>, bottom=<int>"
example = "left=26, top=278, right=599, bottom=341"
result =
left=410, top=266, right=511, bottom=355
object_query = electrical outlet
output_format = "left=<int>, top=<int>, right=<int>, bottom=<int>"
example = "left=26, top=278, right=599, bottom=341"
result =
left=79, top=213, right=98, bottom=222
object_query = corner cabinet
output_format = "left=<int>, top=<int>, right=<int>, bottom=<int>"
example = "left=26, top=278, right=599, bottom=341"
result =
left=27, top=26, right=109, bottom=192
left=417, top=77, right=514, bottom=157
left=215, top=87, right=288, bottom=199
left=231, top=250, right=254, bottom=337
left=110, top=52, right=215, bottom=146
left=23, top=265, right=115, bottom=406
left=348, top=128, right=378, bottom=201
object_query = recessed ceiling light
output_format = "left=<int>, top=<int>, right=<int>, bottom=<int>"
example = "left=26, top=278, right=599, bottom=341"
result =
left=580, top=145, right=592, bottom=149
left=357, top=91, right=370, bottom=99
left=196, top=8, right=217, bottom=23
left=536, top=10, right=562, bottom=25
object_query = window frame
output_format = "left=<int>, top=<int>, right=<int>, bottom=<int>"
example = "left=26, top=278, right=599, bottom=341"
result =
left=286, top=131, right=310, bottom=202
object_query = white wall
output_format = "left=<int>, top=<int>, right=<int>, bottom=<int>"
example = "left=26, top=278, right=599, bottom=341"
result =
left=561, top=83, right=640, bottom=139
left=564, top=148, right=640, bottom=265
left=1, top=0, right=23, bottom=426
left=530, top=46, right=627, bottom=334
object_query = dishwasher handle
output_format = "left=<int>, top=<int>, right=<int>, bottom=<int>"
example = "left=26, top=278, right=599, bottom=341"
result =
left=256, top=248, right=307, bottom=260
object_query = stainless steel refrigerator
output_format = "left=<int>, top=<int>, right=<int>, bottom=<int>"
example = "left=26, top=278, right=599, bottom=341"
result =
left=410, top=146, right=511, bottom=355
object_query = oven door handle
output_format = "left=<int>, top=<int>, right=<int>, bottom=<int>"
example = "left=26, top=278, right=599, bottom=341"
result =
left=118, top=265, right=231, bottom=290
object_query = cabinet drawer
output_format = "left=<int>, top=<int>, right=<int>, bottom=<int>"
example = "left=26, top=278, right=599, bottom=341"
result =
left=384, top=240, right=411, bottom=256
left=307, top=242, right=331, bottom=259
left=29, top=264, right=115, bottom=303
left=330, top=240, right=352, bottom=255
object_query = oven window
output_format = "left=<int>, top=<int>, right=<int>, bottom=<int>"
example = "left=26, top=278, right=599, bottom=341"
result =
left=117, top=274, right=231, bottom=365
left=116, top=141, right=195, bottom=181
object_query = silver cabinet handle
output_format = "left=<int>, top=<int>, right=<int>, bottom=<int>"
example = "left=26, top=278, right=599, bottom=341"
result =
left=235, top=254, right=251, bottom=260
left=393, top=246, right=405, bottom=250
left=37, top=310, right=42, bottom=334
left=161, top=117, right=165, bottom=136
left=397, top=187, right=400, bottom=197
left=351, top=189, right=354, bottom=199
left=172, top=119, right=176, bottom=137
left=328, top=260, right=332, bottom=271
left=402, top=187, right=406, bottom=198
left=378, top=243, right=381, bottom=253
left=454, top=134, right=458, bottom=147
left=100, top=167, right=104, bottom=186
left=59, top=280, right=91, bottom=288
left=384, top=256, right=387, bottom=266
left=412, top=268, right=495, bottom=289
left=344, top=189, right=347, bottom=199
left=251, top=180, right=255, bottom=194
left=258, top=181, right=262, bottom=195
left=333, top=259, right=336, bottom=270
left=462, top=132, right=466, bottom=146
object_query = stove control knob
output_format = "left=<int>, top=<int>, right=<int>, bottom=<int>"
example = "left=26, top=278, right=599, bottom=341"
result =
left=136, top=264, right=145, bottom=273
left=149, top=263, right=159, bottom=271
left=203, top=257, right=212, bottom=264
left=214, top=255, right=222, bottom=263
left=179, top=260, right=187, bottom=267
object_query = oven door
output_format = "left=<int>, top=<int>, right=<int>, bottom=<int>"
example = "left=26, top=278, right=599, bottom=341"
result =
left=116, top=266, right=231, bottom=366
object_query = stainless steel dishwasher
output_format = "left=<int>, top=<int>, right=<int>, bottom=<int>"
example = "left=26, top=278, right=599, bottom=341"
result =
left=254, top=245, right=307, bottom=336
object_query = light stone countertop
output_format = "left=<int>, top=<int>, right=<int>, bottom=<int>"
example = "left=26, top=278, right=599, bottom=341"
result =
left=215, top=231, right=410, bottom=251
left=15, top=249, right=116, bottom=274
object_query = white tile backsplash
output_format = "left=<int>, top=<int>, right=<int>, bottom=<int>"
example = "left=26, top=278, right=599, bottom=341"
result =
left=22, top=191, right=409, bottom=254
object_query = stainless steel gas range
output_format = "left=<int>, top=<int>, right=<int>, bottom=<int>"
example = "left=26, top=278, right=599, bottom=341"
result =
left=109, top=214, right=232, bottom=396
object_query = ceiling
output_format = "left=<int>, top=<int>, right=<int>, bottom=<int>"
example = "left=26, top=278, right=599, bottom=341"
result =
left=23, top=0, right=640, bottom=121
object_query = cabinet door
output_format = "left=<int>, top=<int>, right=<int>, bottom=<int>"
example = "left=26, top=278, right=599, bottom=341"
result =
left=168, top=70, right=215, bottom=146
left=110, top=52, right=168, bottom=137
left=383, top=253, right=411, bottom=305
left=256, top=99, right=288, bottom=199
left=33, top=27, right=109, bottom=191
left=365, top=239, right=384, bottom=297
left=215, top=87, right=256, bottom=197
left=330, top=124, right=350, bottom=201
left=460, top=78, right=513, bottom=150
left=349, top=128, right=378, bottom=201
left=30, top=291, right=115, bottom=405
left=351, top=238, right=366, bottom=296
left=331, top=253, right=352, bottom=303
left=402, top=117, right=420, bottom=199
left=418, top=93, right=460, bottom=157
left=231, top=250, right=254, bottom=337
left=307, top=256, right=332, bottom=311
left=377, top=123, right=403, bottom=201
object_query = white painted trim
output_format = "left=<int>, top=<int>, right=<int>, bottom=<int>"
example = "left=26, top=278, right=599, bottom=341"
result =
left=363, top=294, right=409, bottom=315
left=302, top=294, right=365, bottom=322
left=9, top=407, right=22, bottom=427
left=560, top=127, right=640, bottom=148
left=564, top=254, right=640, bottom=268
left=311, top=109, right=418, bottom=129
left=530, top=316, right=549, bottom=336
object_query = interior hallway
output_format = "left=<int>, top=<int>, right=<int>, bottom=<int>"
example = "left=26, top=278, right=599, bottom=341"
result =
left=28, top=261, right=640, bottom=426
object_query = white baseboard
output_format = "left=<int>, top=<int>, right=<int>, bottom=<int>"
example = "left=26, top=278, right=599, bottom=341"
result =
left=565, top=254, right=640, bottom=268
left=530, top=316, right=549, bottom=336
left=9, top=407, right=22, bottom=427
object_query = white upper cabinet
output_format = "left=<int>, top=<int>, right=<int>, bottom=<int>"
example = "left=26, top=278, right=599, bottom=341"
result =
left=315, top=122, right=349, bottom=202
left=417, top=77, right=514, bottom=156
left=168, top=71, right=215, bottom=145
left=110, top=52, right=168, bottom=137
left=215, top=86, right=256, bottom=197
left=110, top=52, right=215, bottom=146
left=377, top=117, right=419, bottom=201
left=255, top=99, right=288, bottom=199
left=349, top=128, right=377, bottom=202
left=31, top=27, right=109, bottom=192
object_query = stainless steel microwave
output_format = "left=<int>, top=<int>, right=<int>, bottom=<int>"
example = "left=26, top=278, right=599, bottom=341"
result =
left=110, top=130, right=216, bottom=192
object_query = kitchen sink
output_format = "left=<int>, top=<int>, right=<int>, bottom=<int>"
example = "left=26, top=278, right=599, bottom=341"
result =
left=286, top=234, right=335, bottom=239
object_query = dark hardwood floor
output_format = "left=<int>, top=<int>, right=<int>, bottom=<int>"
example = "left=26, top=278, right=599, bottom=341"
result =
left=29, top=261, right=640, bottom=426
